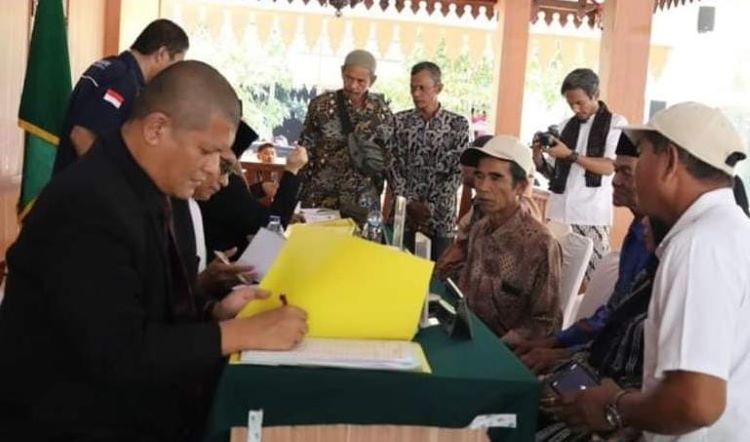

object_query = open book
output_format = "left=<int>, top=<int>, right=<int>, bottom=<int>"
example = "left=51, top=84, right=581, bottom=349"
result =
left=237, top=338, right=431, bottom=373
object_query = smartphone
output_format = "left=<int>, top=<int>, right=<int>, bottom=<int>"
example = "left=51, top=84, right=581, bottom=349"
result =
left=548, top=361, right=600, bottom=395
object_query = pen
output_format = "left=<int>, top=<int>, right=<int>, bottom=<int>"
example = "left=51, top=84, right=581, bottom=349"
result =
left=280, top=293, right=288, bottom=306
left=213, top=250, right=250, bottom=284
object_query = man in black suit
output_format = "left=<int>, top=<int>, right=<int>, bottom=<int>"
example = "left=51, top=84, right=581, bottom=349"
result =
left=198, top=122, right=306, bottom=255
left=0, top=61, right=307, bottom=441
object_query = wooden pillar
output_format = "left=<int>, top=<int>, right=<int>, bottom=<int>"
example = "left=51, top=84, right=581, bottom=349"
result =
left=598, top=0, right=654, bottom=250
left=103, top=0, right=122, bottom=56
left=492, top=0, right=532, bottom=137
left=598, top=0, right=653, bottom=125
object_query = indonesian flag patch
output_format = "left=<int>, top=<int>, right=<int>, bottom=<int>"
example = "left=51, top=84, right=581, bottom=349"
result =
left=103, top=88, right=124, bottom=109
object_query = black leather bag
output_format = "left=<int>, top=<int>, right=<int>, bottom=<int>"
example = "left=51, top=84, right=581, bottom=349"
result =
left=335, top=90, right=386, bottom=179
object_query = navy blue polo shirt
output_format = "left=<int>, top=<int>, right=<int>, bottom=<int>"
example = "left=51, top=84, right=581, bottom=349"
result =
left=53, top=51, right=145, bottom=174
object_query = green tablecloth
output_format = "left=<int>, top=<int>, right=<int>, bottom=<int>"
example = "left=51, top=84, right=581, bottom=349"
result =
left=204, top=280, right=540, bottom=442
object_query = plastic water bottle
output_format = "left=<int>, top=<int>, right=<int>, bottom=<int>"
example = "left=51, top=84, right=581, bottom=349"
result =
left=359, top=193, right=382, bottom=243
left=365, top=209, right=383, bottom=243
left=266, top=215, right=284, bottom=236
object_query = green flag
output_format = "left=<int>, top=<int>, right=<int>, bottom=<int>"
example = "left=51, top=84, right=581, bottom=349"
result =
left=18, top=0, right=71, bottom=219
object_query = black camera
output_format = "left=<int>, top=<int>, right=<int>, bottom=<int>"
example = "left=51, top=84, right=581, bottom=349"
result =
left=533, top=125, right=560, bottom=148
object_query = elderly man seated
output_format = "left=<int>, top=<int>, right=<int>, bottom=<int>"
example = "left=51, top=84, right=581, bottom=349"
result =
left=534, top=216, right=666, bottom=442
left=436, top=135, right=562, bottom=342
left=547, top=102, right=750, bottom=441
left=514, top=134, right=651, bottom=373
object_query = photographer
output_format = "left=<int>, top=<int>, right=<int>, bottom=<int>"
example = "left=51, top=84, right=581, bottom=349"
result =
left=533, top=68, right=627, bottom=282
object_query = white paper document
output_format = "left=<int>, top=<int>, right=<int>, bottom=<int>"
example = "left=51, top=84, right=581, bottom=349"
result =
left=238, top=338, right=427, bottom=372
left=299, top=208, right=341, bottom=224
left=392, top=196, right=407, bottom=249
left=468, top=414, right=517, bottom=429
left=236, top=227, right=286, bottom=280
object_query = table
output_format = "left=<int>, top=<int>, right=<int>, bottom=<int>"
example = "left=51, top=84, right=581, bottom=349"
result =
left=204, top=280, right=540, bottom=442
left=228, top=424, right=490, bottom=441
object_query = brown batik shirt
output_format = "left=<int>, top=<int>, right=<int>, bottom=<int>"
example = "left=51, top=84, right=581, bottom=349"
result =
left=298, top=90, right=394, bottom=210
left=440, top=207, right=562, bottom=339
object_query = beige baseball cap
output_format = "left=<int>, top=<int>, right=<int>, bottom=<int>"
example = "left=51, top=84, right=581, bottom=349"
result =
left=460, top=135, right=534, bottom=177
left=622, top=101, right=747, bottom=176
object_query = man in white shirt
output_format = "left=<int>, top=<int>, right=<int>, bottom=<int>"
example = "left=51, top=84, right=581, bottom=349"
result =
left=190, top=152, right=237, bottom=272
left=533, top=68, right=627, bottom=282
left=548, top=102, right=750, bottom=441
left=189, top=132, right=309, bottom=295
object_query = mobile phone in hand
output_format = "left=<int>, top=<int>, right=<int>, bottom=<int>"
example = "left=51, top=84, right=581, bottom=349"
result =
left=548, top=361, right=600, bottom=395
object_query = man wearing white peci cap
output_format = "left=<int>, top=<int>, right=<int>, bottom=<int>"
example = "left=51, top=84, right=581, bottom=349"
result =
left=549, top=102, right=750, bottom=441
left=298, top=49, right=394, bottom=215
left=436, top=135, right=562, bottom=343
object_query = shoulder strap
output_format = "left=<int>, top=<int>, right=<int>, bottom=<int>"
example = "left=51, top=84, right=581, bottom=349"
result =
left=335, top=90, right=354, bottom=135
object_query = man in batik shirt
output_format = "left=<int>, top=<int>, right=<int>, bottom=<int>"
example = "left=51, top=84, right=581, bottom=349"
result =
left=389, top=61, right=470, bottom=260
left=437, top=135, right=562, bottom=342
left=298, top=49, right=394, bottom=212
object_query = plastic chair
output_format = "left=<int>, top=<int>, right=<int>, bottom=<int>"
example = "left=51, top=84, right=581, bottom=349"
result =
left=557, top=232, right=594, bottom=329
left=573, top=251, right=620, bottom=324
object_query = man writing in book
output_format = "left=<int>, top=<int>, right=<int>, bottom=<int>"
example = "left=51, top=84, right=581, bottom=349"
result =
left=0, top=61, right=307, bottom=441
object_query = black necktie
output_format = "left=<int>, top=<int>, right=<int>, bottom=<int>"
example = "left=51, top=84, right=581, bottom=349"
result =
left=162, top=197, right=196, bottom=321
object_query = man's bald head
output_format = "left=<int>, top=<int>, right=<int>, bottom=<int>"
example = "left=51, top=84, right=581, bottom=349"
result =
left=123, top=61, right=240, bottom=199
left=129, top=60, right=240, bottom=130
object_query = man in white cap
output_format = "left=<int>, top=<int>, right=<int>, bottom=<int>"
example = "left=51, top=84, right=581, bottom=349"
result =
left=549, top=102, right=750, bottom=441
left=436, top=135, right=562, bottom=342
left=298, top=49, right=394, bottom=216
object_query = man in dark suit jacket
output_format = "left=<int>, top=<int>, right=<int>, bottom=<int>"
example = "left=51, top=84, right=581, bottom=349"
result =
left=198, top=121, right=306, bottom=256
left=0, top=61, right=307, bottom=441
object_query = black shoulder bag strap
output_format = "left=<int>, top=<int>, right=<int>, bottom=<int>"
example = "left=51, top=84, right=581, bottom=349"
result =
left=335, top=90, right=354, bottom=136
left=334, top=90, right=370, bottom=223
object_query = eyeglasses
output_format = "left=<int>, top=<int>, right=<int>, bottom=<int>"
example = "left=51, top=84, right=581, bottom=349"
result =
left=220, top=157, right=237, bottom=176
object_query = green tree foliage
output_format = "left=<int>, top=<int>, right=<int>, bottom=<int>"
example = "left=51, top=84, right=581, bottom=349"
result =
left=526, top=41, right=565, bottom=111
left=192, top=23, right=494, bottom=136
left=190, top=21, right=303, bottom=138
left=379, top=33, right=494, bottom=118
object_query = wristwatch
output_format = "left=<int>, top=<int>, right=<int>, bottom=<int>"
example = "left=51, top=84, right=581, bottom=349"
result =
left=604, top=390, right=631, bottom=431
left=604, top=403, right=623, bottom=430
left=566, top=151, right=580, bottom=163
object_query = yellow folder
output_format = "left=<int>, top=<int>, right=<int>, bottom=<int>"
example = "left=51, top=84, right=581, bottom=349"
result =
left=237, top=227, right=434, bottom=340
left=285, top=218, right=357, bottom=237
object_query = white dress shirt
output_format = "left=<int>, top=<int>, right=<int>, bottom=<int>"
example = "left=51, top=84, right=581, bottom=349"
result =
left=188, top=198, right=207, bottom=273
left=643, top=188, right=750, bottom=441
left=546, top=113, right=627, bottom=226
